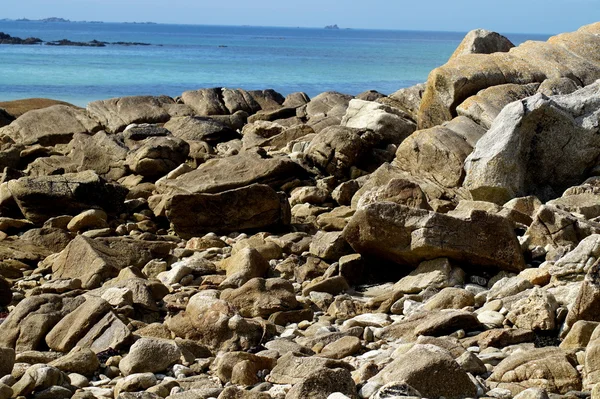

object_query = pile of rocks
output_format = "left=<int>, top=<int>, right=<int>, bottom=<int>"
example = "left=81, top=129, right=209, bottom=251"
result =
left=0, top=22, right=599, bottom=399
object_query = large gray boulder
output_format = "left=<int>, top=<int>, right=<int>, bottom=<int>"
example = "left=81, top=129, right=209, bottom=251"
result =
left=68, top=131, right=129, bottom=180
left=164, top=115, right=239, bottom=144
left=341, top=99, right=416, bottom=145
left=343, top=202, right=525, bottom=272
left=464, top=81, right=600, bottom=204
left=6, top=170, right=128, bottom=224
left=0, top=105, right=101, bottom=146
left=87, top=95, right=186, bottom=133
left=450, top=28, right=514, bottom=60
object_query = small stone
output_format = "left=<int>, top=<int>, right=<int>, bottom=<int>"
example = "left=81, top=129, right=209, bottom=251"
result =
left=67, top=209, right=108, bottom=232
left=320, top=336, right=362, bottom=359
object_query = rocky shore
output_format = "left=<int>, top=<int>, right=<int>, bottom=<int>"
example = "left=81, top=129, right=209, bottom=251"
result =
left=0, top=21, right=599, bottom=399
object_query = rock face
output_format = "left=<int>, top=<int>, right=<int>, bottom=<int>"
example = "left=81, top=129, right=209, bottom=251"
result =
left=6, top=171, right=128, bottom=224
left=1, top=105, right=101, bottom=145
left=450, top=28, right=514, bottom=60
left=418, top=22, right=600, bottom=128
left=87, top=95, right=183, bottom=133
left=371, top=345, right=477, bottom=399
left=343, top=202, right=525, bottom=271
left=464, top=82, right=600, bottom=203
left=165, top=184, right=290, bottom=238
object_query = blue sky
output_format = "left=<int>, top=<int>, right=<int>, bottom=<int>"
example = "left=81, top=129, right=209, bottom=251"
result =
left=3, top=0, right=599, bottom=34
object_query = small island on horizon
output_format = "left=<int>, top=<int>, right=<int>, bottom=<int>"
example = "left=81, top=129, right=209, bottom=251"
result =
left=0, top=17, right=157, bottom=24
left=324, top=24, right=340, bottom=30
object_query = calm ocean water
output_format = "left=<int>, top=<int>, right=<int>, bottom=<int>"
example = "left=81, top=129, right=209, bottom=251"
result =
left=0, top=21, right=551, bottom=107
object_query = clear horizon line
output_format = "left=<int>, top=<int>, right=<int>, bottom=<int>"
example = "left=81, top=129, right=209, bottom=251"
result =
left=0, top=17, right=558, bottom=36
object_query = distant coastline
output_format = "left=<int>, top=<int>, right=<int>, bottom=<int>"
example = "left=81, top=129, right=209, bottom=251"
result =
left=0, top=17, right=157, bottom=24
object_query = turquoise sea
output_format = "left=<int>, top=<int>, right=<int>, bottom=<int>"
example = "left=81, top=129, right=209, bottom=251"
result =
left=0, top=21, right=551, bottom=106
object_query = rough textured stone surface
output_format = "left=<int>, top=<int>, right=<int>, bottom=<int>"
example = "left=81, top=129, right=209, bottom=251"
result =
left=343, top=202, right=525, bottom=271
left=87, top=95, right=180, bottom=133
left=450, top=28, right=514, bottom=60
left=371, top=344, right=477, bottom=399
left=7, top=170, right=127, bottom=224
left=488, top=347, right=581, bottom=394
left=0, top=105, right=100, bottom=145
left=418, top=23, right=600, bottom=129
left=166, top=184, right=290, bottom=238
left=220, top=278, right=298, bottom=317
left=285, top=367, right=358, bottom=399
left=464, top=81, right=600, bottom=204
left=119, top=338, right=182, bottom=376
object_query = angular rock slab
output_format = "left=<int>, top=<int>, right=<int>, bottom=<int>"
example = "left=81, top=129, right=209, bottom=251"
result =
left=464, top=81, right=600, bottom=204
left=343, top=202, right=525, bottom=272
left=6, top=170, right=128, bottom=224
left=166, top=183, right=290, bottom=238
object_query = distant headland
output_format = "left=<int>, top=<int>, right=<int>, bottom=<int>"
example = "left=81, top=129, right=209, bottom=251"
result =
left=0, top=17, right=157, bottom=24
left=324, top=24, right=340, bottom=30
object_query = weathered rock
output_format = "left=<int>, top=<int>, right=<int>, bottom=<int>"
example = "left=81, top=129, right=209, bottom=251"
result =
left=506, top=287, right=558, bottom=331
left=393, top=125, right=473, bottom=189
left=0, top=105, right=100, bottom=145
left=67, top=209, right=107, bottom=232
left=157, top=151, right=304, bottom=196
left=51, top=235, right=130, bottom=289
left=45, top=296, right=111, bottom=352
left=341, top=99, right=416, bottom=145
left=87, top=95, right=180, bottom=133
left=450, top=28, right=514, bottom=60
left=49, top=347, right=99, bottom=376
left=309, top=231, right=353, bottom=262
left=488, top=347, right=581, bottom=394
left=394, top=258, right=464, bottom=294
left=526, top=205, right=600, bottom=251
left=343, top=202, right=525, bottom=271
left=114, top=372, right=158, bottom=398
left=220, top=248, right=270, bottom=287
left=464, top=82, right=600, bottom=204
left=563, top=260, right=600, bottom=336
left=456, top=82, right=539, bottom=128
left=386, top=83, right=426, bottom=121
left=166, top=184, right=290, bottom=239
left=418, top=23, right=600, bottom=129
left=284, top=92, right=310, bottom=108
left=357, top=178, right=431, bottom=211
left=127, top=136, right=189, bottom=177
left=319, top=336, right=362, bottom=359
left=537, top=77, right=581, bottom=96
left=306, top=92, right=353, bottom=119
left=75, top=311, right=132, bottom=353
left=286, top=367, right=358, bottom=399
left=424, top=287, right=475, bottom=311
left=6, top=170, right=127, bottom=224
left=165, top=115, right=239, bottom=144
left=304, top=125, right=378, bottom=178
left=212, top=351, right=276, bottom=386
left=371, top=344, right=477, bottom=399
left=68, top=131, right=128, bottom=180
left=10, top=364, right=69, bottom=398
left=560, top=320, right=599, bottom=350
left=220, top=278, right=298, bottom=318
left=120, top=338, right=183, bottom=376
left=166, top=292, right=272, bottom=352
left=266, top=352, right=352, bottom=385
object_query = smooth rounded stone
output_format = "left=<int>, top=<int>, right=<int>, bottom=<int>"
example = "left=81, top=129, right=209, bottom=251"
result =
left=66, top=209, right=108, bottom=232
left=0, top=347, right=15, bottom=378
left=456, top=351, right=487, bottom=375
left=289, top=186, right=330, bottom=206
left=219, top=247, right=270, bottom=288
left=264, top=339, right=313, bottom=356
left=119, top=338, right=182, bottom=376
left=345, top=314, right=391, bottom=329
left=328, top=393, right=352, bottom=399
left=319, top=336, right=362, bottom=359
left=513, top=388, right=550, bottom=399
left=477, top=310, right=506, bottom=328
left=423, top=287, right=475, bottom=311
left=487, top=277, right=533, bottom=301
left=68, top=373, right=89, bottom=388
left=285, top=367, right=358, bottom=399
left=302, top=275, right=350, bottom=297
left=0, top=383, right=12, bottom=399
left=49, top=347, right=100, bottom=376
left=114, top=372, right=158, bottom=397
